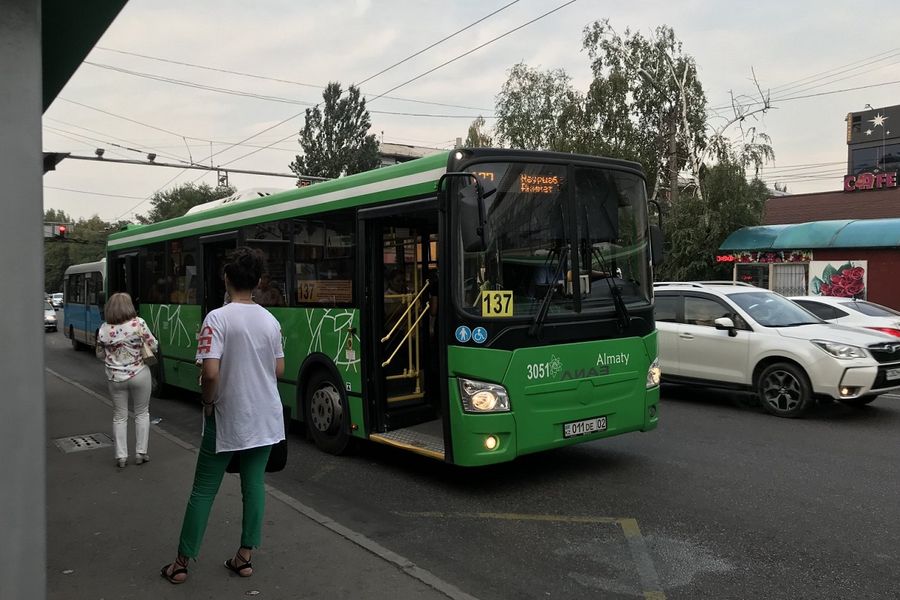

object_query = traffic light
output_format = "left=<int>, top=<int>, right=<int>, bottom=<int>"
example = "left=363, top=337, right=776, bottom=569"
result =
left=55, top=224, right=68, bottom=239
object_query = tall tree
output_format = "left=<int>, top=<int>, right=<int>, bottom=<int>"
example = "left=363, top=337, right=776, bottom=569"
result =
left=137, top=182, right=235, bottom=224
left=464, top=115, right=493, bottom=148
left=582, top=21, right=708, bottom=202
left=43, top=211, right=122, bottom=292
left=290, top=82, right=380, bottom=181
left=494, top=63, right=583, bottom=151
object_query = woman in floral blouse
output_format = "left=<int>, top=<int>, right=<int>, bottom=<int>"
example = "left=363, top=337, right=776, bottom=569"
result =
left=96, top=293, right=158, bottom=468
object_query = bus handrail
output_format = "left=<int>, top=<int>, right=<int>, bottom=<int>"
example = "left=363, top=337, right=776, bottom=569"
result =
left=382, top=301, right=430, bottom=368
left=380, top=279, right=430, bottom=343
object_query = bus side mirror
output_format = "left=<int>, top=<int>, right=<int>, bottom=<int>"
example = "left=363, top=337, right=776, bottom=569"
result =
left=438, top=172, right=489, bottom=253
left=650, top=224, right=664, bottom=267
left=459, top=184, right=490, bottom=252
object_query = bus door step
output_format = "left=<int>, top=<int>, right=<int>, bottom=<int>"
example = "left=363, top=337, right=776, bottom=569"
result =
left=370, top=426, right=444, bottom=460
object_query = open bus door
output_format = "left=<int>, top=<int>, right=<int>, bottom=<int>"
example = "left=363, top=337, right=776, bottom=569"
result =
left=110, top=252, right=139, bottom=302
left=359, top=202, right=446, bottom=459
left=199, top=232, right=238, bottom=318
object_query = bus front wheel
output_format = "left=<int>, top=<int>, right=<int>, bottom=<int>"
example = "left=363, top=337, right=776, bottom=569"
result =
left=305, top=370, right=351, bottom=455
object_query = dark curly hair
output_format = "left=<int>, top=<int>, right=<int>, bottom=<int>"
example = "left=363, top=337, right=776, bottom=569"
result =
left=224, top=246, right=264, bottom=291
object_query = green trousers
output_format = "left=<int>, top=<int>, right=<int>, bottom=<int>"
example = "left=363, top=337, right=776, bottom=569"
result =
left=177, top=415, right=272, bottom=558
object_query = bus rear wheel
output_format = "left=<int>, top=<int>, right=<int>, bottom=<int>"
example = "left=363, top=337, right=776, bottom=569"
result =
left=305, top=370, right=351, bottom=455
left=69, top=326, right=82, bottom=351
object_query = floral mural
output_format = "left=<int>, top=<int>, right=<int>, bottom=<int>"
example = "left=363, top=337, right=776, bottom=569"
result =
left=808, top=261, right=867, bottom=298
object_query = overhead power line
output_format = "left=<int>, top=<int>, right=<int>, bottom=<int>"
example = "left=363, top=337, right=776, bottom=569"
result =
left=368, top=0, right=579, bottom=104
left=83, top=61, right=489, bottom=118
left=92, top=46, right=492, bottom=113
left=356, top=0, right=520, bottom=87
left=44, top=185, right=148, bottom=200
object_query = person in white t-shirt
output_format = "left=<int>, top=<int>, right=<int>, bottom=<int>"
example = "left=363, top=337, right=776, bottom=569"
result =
left=161, top=247, right=285, bottom=584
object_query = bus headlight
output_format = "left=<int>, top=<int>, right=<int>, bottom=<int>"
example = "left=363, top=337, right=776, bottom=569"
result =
left=458, top=378, right=510, bottom=413
left=646, top=357, right=661, bottom=388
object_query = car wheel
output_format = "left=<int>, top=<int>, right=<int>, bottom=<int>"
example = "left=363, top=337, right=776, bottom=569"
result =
left=838, top=394, right=878, bottom=407
left=757, top=362, right=812, bottom=418
left=305, top=370, right=351, bottom=455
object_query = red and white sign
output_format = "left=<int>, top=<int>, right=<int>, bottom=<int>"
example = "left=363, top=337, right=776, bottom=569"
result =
left=843, top=171, right=898, bottom=192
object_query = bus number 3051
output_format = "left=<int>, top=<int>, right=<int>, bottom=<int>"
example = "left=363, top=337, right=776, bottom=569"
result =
left=526, top=362, right=552, bottom=380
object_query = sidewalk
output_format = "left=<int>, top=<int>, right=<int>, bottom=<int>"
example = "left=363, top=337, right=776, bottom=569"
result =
left=46, top=371, right=474, bottom=600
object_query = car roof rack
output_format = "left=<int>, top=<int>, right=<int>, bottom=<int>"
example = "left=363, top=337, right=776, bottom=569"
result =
left=653, top=281, right=755, bottom=289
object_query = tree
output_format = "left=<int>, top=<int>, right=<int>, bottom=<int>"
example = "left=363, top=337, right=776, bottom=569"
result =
left=137, top=182, right=235, bottom=224
left=582, top=21, right=708, bottom=202
left=43, top=211, right=124, bottom=292
left=494, top=63, right=583, bottom=151
left=662, top=161, right=769, bottom=280
left=464, top=115, right=493, bottom=148
left=290, top=82, right=380, bottom=181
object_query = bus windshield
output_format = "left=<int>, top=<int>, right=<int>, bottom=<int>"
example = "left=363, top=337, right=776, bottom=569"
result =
left=456, top=162, right=651, bottom=318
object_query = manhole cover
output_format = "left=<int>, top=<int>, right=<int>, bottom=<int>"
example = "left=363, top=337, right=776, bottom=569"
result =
left=53, top=433, right=113, bottom=453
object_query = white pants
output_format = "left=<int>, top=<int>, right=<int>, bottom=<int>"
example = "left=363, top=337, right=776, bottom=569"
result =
left=108, top=366, right=152, bottom=460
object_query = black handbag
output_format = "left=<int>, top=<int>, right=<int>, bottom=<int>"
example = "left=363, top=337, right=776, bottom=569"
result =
left=225, top=438, right=287, bottom=473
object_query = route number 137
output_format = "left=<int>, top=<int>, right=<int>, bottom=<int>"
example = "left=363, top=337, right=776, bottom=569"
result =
left=481, top=290, right=513, bottom=317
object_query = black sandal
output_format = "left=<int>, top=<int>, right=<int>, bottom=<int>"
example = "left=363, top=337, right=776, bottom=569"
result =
left=160, top=556, right=188, bottom=584
left=224, top=549, right=253, bottom=577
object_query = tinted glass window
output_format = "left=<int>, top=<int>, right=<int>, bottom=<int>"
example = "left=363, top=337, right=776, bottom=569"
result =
left=793, top=300, right=846, bottom=320
left=840, top=300, right=900, bottom=317
left=292, top=213, right=354, bottom=305
left=141, top=243, right=166, bottom=303
left=245, top=223, right=291, bottom=307
left=654, top=295, right=679, bottom=322
left=684, top=296, right=730, bottom=327
left=167, top=238, right=199, bottom=304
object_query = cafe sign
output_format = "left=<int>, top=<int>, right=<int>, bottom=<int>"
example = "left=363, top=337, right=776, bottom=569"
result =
left=843, top=171, right=898, bottom=192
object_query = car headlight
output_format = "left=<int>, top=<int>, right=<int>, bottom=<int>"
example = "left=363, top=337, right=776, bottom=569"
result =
left=458, top=378, right=510, bottom=413
left=646, top=357, right=661, bottom=388
left=811, top=340, right=867, bottom=359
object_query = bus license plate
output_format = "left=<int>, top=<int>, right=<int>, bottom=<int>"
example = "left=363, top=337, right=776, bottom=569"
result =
left=886, top=367, right=900, bottom=380
left=563, top=416, right=607, bottom=439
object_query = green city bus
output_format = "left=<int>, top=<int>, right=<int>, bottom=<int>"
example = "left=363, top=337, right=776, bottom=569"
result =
left=106, top=148, right=662, bottom=466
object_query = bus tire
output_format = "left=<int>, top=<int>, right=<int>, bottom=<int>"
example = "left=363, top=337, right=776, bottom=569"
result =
left=305, top=370, right=351, bottom=455
left=69, top=326, right=82, bottom=351
left=149, top=357, right=172, bottom=399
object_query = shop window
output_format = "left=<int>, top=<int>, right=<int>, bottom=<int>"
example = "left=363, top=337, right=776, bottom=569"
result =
left=736, top=264, right=769, bottom=290
left=772, top=264, right=807, bottom=297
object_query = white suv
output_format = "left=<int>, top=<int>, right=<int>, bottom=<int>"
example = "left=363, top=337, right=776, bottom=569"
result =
left=654, top=282, right=900, bottom=417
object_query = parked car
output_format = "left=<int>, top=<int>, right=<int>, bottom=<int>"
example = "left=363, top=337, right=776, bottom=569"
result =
left=789, top=296, right=900, bottom=338
left=44, top=301, right=58, bottom=332
left=654, top=282, right=900, bottom=417
left=50, top=292, right=64, bottom=309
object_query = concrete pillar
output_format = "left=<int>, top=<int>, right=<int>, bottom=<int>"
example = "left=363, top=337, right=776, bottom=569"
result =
left=0, top=0, right=46, bottom=598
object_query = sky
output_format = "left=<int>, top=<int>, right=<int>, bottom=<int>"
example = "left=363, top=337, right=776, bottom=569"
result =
left=42, top=0, right=900, bottom=222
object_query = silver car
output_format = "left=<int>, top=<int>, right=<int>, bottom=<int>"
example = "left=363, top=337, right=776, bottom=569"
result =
left=44, top=301, right=58, bottom=332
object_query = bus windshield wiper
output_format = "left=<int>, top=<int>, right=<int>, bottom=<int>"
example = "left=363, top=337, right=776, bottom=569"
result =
left=583, top=205, right=628, bottom=331
left=528, top=244, right=569, bottom=338
left=589, top=244, right=629, bottom=331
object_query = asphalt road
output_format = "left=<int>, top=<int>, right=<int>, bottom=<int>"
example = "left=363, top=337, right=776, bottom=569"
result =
left=45, top=323, right=900, bottom=600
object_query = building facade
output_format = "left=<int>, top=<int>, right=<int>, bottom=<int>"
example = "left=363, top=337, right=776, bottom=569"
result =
left=717, top=104, right=900, bottom=309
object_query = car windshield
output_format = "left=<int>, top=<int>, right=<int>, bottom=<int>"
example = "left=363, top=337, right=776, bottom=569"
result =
left=728, top=291, right=822, bottom=327
left=44, top=302, right=53, bottom=311
left=840, top=300, right=900, bottom=317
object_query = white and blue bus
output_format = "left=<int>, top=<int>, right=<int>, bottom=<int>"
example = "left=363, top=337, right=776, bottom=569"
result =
left=63, top=259, right=106, bottom=350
